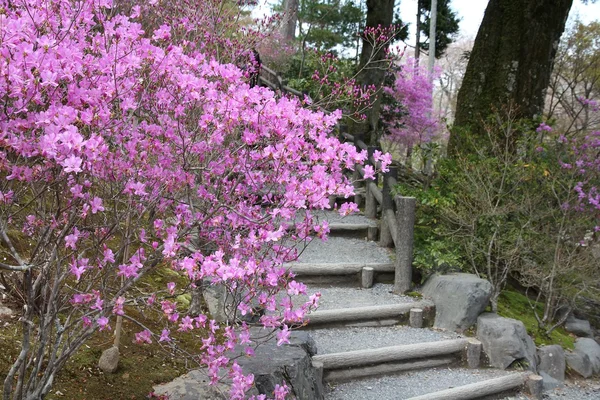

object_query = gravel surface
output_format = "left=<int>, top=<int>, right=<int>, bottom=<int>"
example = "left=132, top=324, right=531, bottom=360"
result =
left=301, top=283, right=417, bottom=310
left=325, top=367, right=514, bottom=399
left=503, top=380, right=600, bottom=400
left=311, top=326, right=463, bottom=355
left=294, top=210, right=378, bottom=226
left=296, top=236, right=392, bottom=264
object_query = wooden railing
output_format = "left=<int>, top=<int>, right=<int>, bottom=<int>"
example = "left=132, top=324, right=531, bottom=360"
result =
left=259, top=67, right=416, bottom=294
left=339, top=129, right=416, bottom=294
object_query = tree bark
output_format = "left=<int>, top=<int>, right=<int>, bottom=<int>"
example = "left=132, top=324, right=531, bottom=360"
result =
left=355, top=0, right=395, bottom=145
left=281, top=0, right=299, bottom=42
left=449, top=0, right=573, bottom=156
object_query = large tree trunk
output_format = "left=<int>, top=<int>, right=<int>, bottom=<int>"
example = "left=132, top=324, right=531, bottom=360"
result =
left=280, top=0, right=299, bottom=42
left=355, top=0, right=395, bottom=145
left=448, top=0, right=572, bottom=155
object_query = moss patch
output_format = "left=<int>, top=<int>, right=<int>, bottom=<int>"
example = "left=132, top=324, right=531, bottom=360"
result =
left=496, top=289, right=575, bottom=350
left=0, top=266, right=209, bottom=400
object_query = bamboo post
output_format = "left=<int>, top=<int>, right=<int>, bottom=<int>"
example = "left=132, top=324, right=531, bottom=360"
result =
left=393, top=196, right=416, bottom=294
left=380, top=167, right=397, bottom=248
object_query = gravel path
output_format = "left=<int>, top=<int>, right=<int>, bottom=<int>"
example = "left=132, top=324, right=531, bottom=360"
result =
left=294, top=210, right=378, bottom=226
left=312, top=326, right=462, bottom=355
left=325, top=367, right=514, bottom=399
left=503, top=379, right=600, bottom=400
left=296, top=236, right=392, bottom=264
left=300, top=283, right=417, bottom=310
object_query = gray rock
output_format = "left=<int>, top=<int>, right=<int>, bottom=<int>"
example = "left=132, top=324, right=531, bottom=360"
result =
left=421, top=273, right=492, bottom=332
left=565, top=315, right=594, bottom=338
left=0, top=304, right=13, bottom=319
left=98, top=346, right=119, bottom=374
left=476, top=313, right=537, bottom=371
left=575, top=337, right=600, bottom=374
left=565, top=351, right=593, bottom=378
left=154, top=331, right=323, bottom=400
left=235, top=331, right=324, bottom=399
left=152, top=369, right=229, bottom=399
left=537, top=345, right=565, bottom=381
left=539, top=371, right=565, bottom=391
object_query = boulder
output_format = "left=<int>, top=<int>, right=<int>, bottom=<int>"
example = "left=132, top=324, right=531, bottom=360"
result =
left=476, top=313, right=537, bottom=371
left=539, top=371, right=564, bottom=391
left=0, top=304, right=13, bottom=319
left=152, top=369, right=228, bottom=399
left=565, top=315, right=594, bottom=338
left=565, top=351, right=593, bottom=378
left=154, top=331, right=323, bottom=400
left=575, top=337, right=600, bottom=374
left=421, top=273, right=492, bottom=332
left=235, top=331, right=323, bottom=399
left=537, top=345, right=565, bottom=381
left=98, top=346, right=119, bottom=374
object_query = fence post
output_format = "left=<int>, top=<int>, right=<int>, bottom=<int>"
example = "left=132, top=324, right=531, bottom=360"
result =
left=393, top=195, right=416, bottom=294
left=379, top=167, right=397, bottom=248
left=352, top=133, right=365, bottom=208
left=365, top=146, right=378, bottom=220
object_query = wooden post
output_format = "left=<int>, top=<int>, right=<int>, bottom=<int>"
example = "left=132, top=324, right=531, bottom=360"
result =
left=365, top=146, right=379, bottom=219
left=393, top=196, right=416, bottom=294
left=367, top=226, right=379, bottom=241
left=465, top=339, right=482, bottom=369
left=380, top=167, right=397, bottom=248
left=526, top=374, right=543, bottom=400
left=361, top=266, right=374, bottom=288
left=353, top=133, right=365, bottom=208
left=409, top=308, right=423, bottom=328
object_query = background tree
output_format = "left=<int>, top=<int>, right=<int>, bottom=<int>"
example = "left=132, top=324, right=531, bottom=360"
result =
left=546, top=21, right=600, bottom=136
left=281, top=0, right=300, bottom=41
left=356, top=0, right=402, bottom=145
left=449, top=0, right=573, bottom=155
left=415, top=0, right=460, bottom=59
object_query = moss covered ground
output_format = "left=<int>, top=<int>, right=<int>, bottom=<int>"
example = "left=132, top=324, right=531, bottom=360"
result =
left=0, top=266, right=206, bottom=400
left=496, top=289, right=575, bottom=350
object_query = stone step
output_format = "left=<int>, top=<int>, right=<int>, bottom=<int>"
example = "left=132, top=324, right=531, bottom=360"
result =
left=405, top=372, right=538, bottom=400
left=324, top=368, right=537, bottom=400
left=291, top=209, right=379, bottom=238
left=308, top=325, right=482, bottom=383
left=313, top=338, right=476, bottom=383
left=287, top=235, right=394, bottom=284
left=305, top=301, right=434, bottom=328
left=290, top=284, right=430, bottom=328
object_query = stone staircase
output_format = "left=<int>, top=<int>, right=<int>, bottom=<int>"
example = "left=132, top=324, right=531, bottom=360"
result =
left=290, top=210, right=540, bottom=400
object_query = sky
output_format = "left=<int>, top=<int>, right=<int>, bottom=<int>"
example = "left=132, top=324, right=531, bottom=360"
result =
left=398, top=0, right=600, bottom=39
left=254, top=1, right=600, bottom=39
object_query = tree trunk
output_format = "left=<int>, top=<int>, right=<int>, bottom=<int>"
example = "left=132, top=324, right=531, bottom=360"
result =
left=355, top=0, right=395, bottom=146
left=281, top=0, right=299, bottom=42
left=449, top=0, right=572, bottom=156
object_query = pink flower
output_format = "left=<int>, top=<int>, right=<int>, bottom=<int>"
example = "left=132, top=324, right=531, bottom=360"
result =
left=64, top=228, right=80, bottom=250
left=159, top=329, right=171, bottom=342
left=167, top=282, right=176, bottom=295
left=276, top=325, right=290, bottom=346
left=62, top=155, right=83, bottom=174
left=112, top=297, right=125, bottom=315
left=134, top=329, right=152, bottom=344
left=97, top=317, right=110, bottom=331
left=90, top=197, right=104, bottom=214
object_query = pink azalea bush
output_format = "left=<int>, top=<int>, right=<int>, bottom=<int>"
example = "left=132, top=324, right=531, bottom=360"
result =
left=381, top=57, right=442, bottom=148
left=0, top=1, right=389, bottom=398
